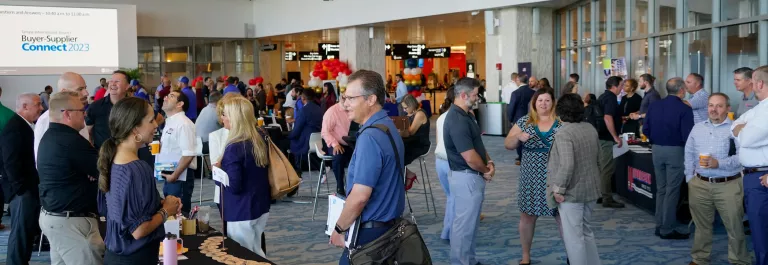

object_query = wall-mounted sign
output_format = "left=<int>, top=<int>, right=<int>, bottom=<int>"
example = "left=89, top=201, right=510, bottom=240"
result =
left=385, top=44, right=392, bottom=56
left=260, top=44, right=277, bottom=51
left=390, top=44, right=426, bottom=60
left=298, top=51, right=323, bottom=61
left=425, top=47, right=451, bottom=58
left=284, top=51, right=298, bottom=61
left=318, top=43, right=339, bottom=60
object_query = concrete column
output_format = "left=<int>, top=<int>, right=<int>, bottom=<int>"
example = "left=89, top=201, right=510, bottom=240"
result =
left=339, top=26, right=386, bottom=80
left=485, top=7, right=554, bottom=102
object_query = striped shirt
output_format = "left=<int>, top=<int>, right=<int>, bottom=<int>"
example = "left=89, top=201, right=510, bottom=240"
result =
left=684, top=118, right=741, bottom=182
left=689, top=89, right=710, bottom=124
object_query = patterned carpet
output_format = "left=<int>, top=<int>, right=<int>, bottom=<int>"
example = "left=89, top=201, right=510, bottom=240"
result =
left=0, top=118, right=755, bottom=264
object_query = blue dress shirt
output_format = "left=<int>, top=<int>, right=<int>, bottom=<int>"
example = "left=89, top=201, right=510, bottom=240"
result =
left=684, top=118, right=741, bottom=182
left=689, top=89, right=710, bottom=124
left=347, top=109, right=406, bottom=222
left=642, top=96, right=694, bottom=147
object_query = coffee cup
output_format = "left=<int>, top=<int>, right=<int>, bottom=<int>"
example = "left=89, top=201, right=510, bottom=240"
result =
left=699, top=153, right=711, bottom=167
left=151, top=141, right=160, bottom=155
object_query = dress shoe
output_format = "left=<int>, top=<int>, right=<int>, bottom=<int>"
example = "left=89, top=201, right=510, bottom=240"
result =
left=596, top=197, right=603, bottom=204
left=515, top=160, right=521, bottom=166
left=654, top=227, right=661, bottom=237
left=602, top=200, right=625, bottom=208
left=660, top=231, right=690, bottom=240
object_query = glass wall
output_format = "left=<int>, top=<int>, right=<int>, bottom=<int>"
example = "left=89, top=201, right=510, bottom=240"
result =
left=136, top=38, right=256, bottom=93
left=556, top=0, right=768, bottom=98
left=721, top=23, right=760, bottom=107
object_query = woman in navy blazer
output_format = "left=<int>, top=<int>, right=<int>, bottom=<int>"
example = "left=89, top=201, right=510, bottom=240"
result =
left=217, top=96, right=271, bottom=258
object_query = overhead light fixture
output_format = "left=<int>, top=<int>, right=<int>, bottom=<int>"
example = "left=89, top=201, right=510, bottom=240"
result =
left=166, top=59, right=171, bottom=62
left=471, top=11, right=479, bottom=16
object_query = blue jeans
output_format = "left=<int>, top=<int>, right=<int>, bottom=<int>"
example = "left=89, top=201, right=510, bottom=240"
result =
left=449, top=170, right=485, bottom=265
left=163, top=169, right=195, bottom=216
left=338, top=226, right=392, bottom=265
left=436, top=158, right=453, bottom=240
left=329, top=146, right=352, bottom=192
left=745, top=171, right=768, bottom=265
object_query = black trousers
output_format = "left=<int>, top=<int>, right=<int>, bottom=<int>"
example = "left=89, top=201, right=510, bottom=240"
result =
left=7, top=190, right=40, bottom=265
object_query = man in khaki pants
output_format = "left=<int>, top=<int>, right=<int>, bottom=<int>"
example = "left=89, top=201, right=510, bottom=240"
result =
left=683, top=93, right=749, bottom=265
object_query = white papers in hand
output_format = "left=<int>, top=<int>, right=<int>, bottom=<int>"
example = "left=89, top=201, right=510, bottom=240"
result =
left=326, top=195, right=359, bottom=248
left=212, top=166, right=229, bottom=187
left=613, top=138, right=629, bottom=158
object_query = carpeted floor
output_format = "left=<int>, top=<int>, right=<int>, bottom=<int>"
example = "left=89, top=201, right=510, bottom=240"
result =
left=0, top=118, right=754, bottom=264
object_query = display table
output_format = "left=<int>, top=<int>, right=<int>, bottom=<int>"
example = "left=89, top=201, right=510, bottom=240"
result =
left=97, top=222, right=276, bottom=264
left=614, top=145, right=691, bottom=223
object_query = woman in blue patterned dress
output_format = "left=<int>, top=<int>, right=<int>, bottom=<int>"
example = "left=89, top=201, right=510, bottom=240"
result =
left=504, top=87, right=562, bottom=265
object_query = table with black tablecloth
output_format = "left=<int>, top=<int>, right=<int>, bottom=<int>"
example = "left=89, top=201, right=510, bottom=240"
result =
left=98, top=221, right=276, bottom=264
left=614, top=145, right=691, bottom=223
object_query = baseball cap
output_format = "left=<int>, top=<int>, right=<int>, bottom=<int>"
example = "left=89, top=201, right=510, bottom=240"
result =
left=130, top=80, right=140, bottom=86
left=178, top=76, right=190, bottom=84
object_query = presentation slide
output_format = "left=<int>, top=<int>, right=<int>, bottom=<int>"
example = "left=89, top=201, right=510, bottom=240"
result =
left=0, top=5, right=119, bottom=75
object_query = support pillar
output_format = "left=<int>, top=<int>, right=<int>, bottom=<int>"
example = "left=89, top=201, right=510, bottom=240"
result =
left=485, top=7, right=554, bottom=102
left=339, top=26, right=386, bottom=80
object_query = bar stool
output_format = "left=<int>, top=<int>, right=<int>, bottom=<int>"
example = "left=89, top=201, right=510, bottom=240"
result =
left=406, top=143, right=437, bottom=216
left=309, top=133, right=334, bottom=220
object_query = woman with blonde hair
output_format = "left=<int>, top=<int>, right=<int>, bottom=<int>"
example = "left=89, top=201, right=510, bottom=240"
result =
left=216, top=96, right=271, bottom=258
left=504, top=87, right=563, bottom=265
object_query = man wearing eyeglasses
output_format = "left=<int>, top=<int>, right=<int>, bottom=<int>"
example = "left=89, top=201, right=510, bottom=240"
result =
left=34, top=72, right=91, bottom=164
left=37, top=91, right=105, bottom=265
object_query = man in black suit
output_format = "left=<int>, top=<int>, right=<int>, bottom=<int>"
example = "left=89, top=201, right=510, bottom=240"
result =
left=0, top=93, right=43, bottom=265
left=507, top=74, right=537, bottom=165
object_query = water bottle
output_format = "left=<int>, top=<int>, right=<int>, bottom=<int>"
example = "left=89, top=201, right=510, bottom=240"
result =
left=163, top=233, right=178, bottom=265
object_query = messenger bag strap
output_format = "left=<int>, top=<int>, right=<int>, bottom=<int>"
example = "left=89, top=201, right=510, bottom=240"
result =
left=358, top=124, right=416, bottom=223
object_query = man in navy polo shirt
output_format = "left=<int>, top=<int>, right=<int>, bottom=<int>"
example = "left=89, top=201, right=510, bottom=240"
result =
left=329, top=70, right=405, bottom=265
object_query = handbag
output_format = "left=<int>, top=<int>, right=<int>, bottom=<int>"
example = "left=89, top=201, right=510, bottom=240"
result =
left=264, top=135, right=301, bottom=199
left=348, top=124, right=432, bottom=265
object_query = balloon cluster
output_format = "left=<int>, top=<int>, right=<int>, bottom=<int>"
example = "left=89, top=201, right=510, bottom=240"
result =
left=403, top=59, right=423, bottom=97
left=310, top=59, right=353, bottom=94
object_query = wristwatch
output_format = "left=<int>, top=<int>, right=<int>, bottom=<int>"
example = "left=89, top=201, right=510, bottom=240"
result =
left=334, top=224, right=348, bottom=234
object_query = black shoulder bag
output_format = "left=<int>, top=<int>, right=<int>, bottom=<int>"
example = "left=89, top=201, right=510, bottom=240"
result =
left=348, top=124, right=433, bottom=265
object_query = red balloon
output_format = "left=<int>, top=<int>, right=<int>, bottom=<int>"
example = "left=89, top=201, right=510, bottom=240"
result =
left=322, top=60, right=330, bottom=67
left=344, top=69, right=352, bottom=75
left=314, top=63, right=323, bottom=70
left=331, top=72, right=339, bottom=78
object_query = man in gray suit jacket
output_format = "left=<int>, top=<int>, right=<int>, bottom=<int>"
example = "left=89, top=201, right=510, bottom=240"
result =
left=547, top=93, right=602, bottom=265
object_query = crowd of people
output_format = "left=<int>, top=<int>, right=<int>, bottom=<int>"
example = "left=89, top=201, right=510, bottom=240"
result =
left=0, top=63, right=767, bottom=265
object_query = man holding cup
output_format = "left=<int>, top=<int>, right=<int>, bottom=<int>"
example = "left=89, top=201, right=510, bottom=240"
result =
left=684, top=93, right=749, bottom=265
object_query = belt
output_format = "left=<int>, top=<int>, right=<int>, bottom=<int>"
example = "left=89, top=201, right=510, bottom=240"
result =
left=360, top=220, right=395, bottom=229
left=42, top=209, right=98, bottom=218
left=743, top=167, right=768, bottom=174
left=696, top=174, right=741, bottom=183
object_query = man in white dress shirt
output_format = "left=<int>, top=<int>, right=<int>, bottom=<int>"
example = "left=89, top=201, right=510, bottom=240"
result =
left=34, top=72, right=90, bottom=163
left=731, top=65, right=768, bottom=265
left=501, top=72, right=520, bottom=104
left=158, top=91, right=197, bottom=216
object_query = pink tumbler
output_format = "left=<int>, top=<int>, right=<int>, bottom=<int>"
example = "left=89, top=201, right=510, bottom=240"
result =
left=163, top=233, right=180, bottom=265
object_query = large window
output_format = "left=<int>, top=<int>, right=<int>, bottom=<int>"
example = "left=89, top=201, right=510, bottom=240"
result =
left=136, top=38, right=256, bottom=95
left=570, top=9, right=578, bottom=45
left=598, top=0, right=607, bottom=41
left=654, top=35, right=676, bottom=88
left=633, top=0, right=649, bottom=36
left=556, top=0, right=768, bottom=108
left=720, top=23, right=760, bottom=108
left=684, top=30, right=713, bottom=92
left=613, top=0, right=627, bottom=39
left=658, top=1, right=677, bottom=32
left=722, top=0, right=759, bottom=21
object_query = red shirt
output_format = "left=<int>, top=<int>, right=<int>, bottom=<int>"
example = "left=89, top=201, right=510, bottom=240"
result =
left=94, top=88, right=107, bottom=101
